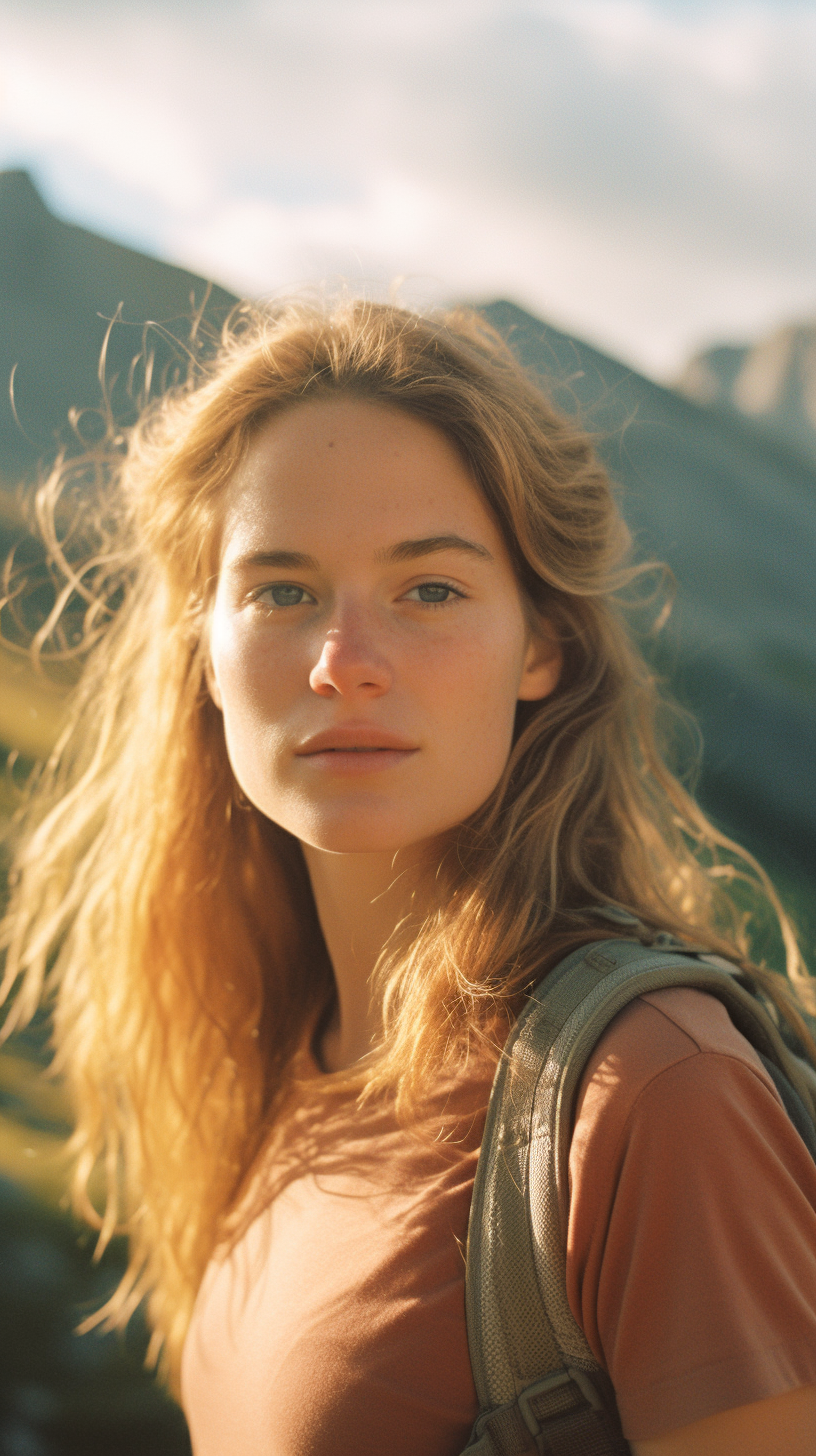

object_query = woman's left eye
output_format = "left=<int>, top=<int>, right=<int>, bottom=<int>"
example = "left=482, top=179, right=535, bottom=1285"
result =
left=255, top=584, right=315, bottom=608
left=404, top=582, right=463, bottom=605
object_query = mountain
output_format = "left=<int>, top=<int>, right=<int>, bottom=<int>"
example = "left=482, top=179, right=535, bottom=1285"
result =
left=0, top=171, right=814, bottom=891
left=677, top=322, right=816, bottom=472
left=0, top=168, right=239, bottom=757
left=0, top=168, right=237, bottom=482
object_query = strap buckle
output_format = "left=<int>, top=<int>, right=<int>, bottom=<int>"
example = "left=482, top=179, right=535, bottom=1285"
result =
left=517, top=1367, right=604, bottom=1440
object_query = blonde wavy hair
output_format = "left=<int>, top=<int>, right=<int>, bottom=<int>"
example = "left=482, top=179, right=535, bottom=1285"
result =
left=1, top=298, right=813, bottom=1387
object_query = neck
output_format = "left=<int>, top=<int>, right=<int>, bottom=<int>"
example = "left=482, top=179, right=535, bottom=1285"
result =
left=301, top=842, right=433, bottom=1072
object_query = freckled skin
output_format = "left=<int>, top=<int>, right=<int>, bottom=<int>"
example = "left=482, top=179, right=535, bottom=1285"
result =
left=208, top=397, right=560, bottom=856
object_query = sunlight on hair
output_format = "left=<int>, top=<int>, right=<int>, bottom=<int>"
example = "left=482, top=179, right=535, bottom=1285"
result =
left=1, top=295, right=813, bottom=1388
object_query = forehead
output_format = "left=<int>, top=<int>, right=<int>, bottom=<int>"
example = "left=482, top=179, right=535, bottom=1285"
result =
left=219, top=396, right=507, bottom=560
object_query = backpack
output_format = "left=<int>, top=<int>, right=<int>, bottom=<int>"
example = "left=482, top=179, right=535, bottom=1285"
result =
left=461, top=930, right=816, bottom=1456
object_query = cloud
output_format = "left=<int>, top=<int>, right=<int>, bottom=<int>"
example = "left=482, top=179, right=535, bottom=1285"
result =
left=0, top=0, right=814, bottom=376
left=0, top=8, right=212, bottom=209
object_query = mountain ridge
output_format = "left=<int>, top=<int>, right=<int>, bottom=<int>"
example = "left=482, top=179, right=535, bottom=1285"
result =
left=1, top=171, right=814, bottom=886
left=0, top=167, right=237, bottom=479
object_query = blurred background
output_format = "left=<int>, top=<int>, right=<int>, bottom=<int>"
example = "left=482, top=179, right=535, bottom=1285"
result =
left=0, top=1, right=815, bottom=1451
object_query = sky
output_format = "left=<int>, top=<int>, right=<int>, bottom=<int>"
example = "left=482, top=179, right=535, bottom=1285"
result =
left=1, top=0, right=815, bottom=380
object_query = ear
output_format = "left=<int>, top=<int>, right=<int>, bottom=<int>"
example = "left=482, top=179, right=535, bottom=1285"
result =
left=517, top=618, right=562, bottom=702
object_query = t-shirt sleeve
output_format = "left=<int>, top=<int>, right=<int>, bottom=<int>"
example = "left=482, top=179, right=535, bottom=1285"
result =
left=566, top=990, right=816, bottom=1442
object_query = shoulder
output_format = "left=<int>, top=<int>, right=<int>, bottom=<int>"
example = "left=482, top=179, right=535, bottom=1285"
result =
left=584, top=983, right=774, bottom=1089
left=567, top=983, right=816, bottom=1311
left=570, top=986, right=781, bottom=1167
left=566, top=988, right=816, bottom=1441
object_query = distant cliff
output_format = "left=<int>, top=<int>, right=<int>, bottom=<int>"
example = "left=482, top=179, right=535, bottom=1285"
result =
left=678, top=322, right=816, bottom=472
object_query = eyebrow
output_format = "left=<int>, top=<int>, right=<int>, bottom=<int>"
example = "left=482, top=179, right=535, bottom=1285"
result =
left=228, top=535, right=494, bottom=573
left=377, top=534, right=493, bottom=564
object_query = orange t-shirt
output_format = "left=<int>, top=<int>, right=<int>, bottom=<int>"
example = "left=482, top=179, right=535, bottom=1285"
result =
left=181, top=989, right=816, bottom=1453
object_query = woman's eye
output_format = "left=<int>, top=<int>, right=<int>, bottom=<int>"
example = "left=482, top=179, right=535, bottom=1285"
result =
left=256, top=584, right=315, bottom=608
left=406, top=582, right=462, bottom=605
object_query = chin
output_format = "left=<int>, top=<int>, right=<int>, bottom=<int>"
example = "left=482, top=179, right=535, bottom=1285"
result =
left=293, top=821, right=427, bottom=856
left=269, top=801, right=454, bottom=857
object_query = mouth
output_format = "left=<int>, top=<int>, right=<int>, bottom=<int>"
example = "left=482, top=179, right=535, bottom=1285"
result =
left=295, top=727, right=419, bottom=772
left=306, top=745, right=409, bottom=754
left=296, top=728, right=418, bottom=756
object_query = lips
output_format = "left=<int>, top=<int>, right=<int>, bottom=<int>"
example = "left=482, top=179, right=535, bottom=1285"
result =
left=296, top=726, right=418, bottom=755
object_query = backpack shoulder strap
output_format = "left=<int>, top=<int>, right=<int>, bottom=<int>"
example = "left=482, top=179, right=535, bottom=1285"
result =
left=461, top=937, right=816, bottom=1456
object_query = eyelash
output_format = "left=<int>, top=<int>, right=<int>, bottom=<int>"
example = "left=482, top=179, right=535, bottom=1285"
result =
left=250, top=579, right=467, bottom=609
left=251, top=583, right=316, bottom=609
left=403, top=580, right=466, bottom=606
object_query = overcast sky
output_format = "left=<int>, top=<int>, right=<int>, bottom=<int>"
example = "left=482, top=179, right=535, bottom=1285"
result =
left=1, top=0, right=815, bottom=379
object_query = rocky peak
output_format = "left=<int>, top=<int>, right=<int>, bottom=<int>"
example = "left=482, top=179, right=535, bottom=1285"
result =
left=678, top=321, right=816, bottom=470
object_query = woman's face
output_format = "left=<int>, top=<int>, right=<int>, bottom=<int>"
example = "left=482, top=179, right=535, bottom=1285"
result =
left=208, top=396, right=560, bottom=855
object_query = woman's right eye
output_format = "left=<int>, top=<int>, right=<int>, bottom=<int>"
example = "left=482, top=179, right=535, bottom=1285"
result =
left=255, top=583, right=315, bottom=608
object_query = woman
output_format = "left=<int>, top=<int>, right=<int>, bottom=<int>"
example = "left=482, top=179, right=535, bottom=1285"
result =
left=2, top=299, right=816, bottom=1456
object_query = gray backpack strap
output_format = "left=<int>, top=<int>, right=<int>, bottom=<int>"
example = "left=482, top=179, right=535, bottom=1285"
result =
left=462, top=937, right=816, bottom=1456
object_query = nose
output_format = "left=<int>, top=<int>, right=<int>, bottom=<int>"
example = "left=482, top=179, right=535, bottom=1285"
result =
left=309, top=608, right=393, bottom=699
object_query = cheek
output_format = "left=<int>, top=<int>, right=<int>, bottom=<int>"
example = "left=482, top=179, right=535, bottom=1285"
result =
left=210, top=610, right=256, bottom=718
left=211, top=597, right=298, bottom=706
left=208, top=609, right=296, bottom=776
left=418, top=627, right=525, bottom=789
